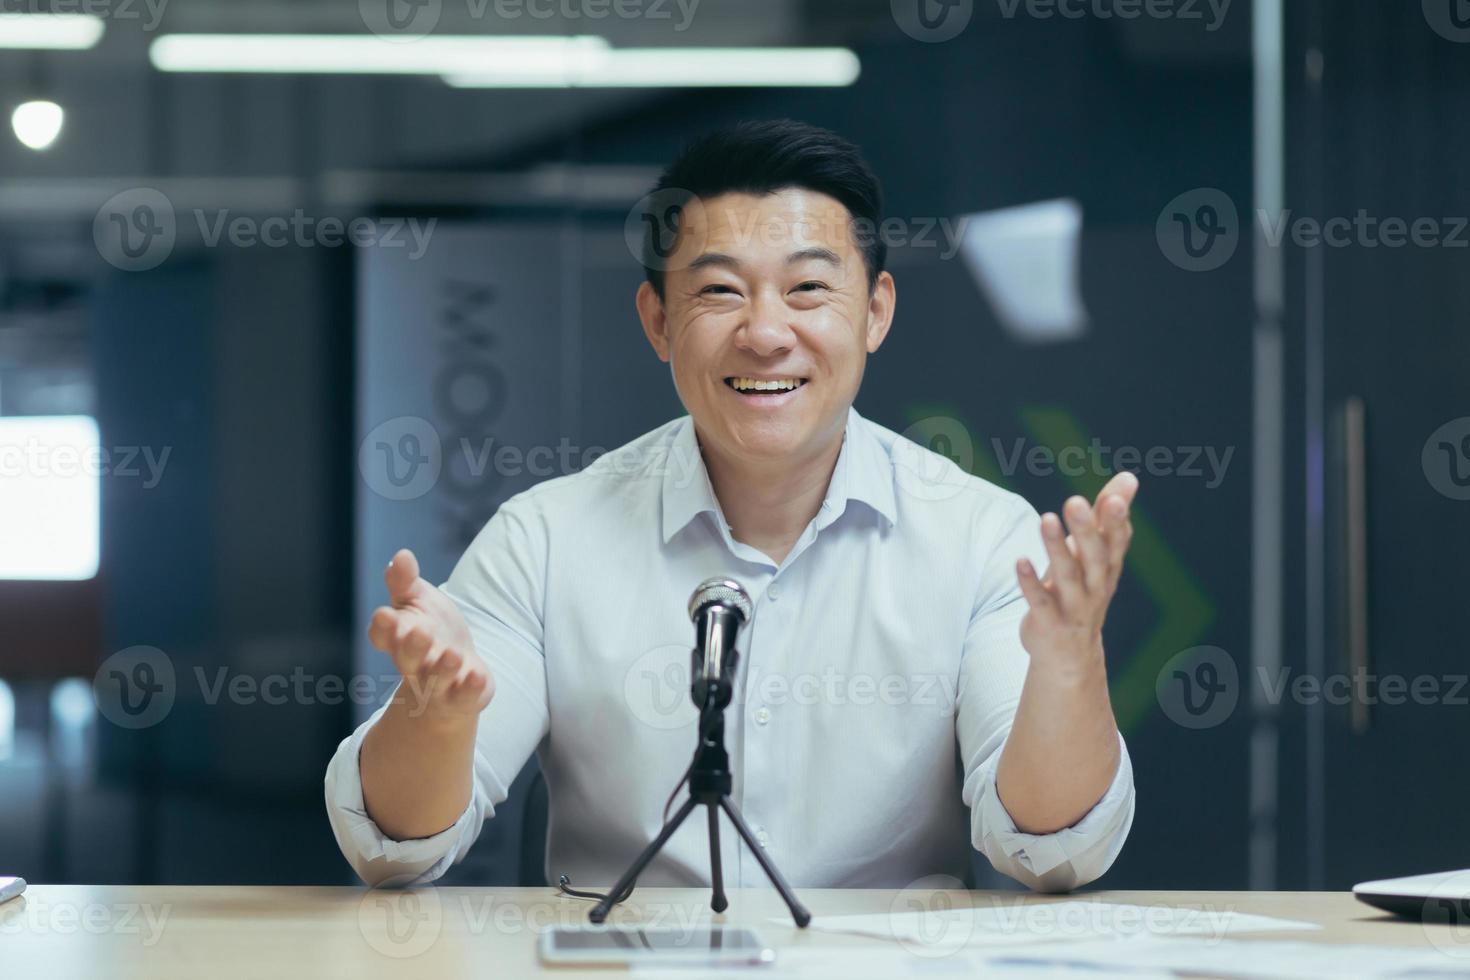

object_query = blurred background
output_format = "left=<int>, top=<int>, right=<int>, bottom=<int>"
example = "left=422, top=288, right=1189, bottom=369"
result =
left=0, top=0, right=1466, bottom=893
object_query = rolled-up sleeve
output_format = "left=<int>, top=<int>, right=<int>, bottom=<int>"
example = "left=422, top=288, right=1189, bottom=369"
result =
left=324, top=491, right=552, bottom=886
left=968, top=731, right=1135, bottom=891
left=956, top=493, right=1136, bottom=893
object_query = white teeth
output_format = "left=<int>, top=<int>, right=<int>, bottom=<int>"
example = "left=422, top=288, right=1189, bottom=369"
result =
left=730, top=377, right=802, bottom=392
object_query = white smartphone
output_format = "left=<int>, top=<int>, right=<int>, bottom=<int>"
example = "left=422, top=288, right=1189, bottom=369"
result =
left=0, top=877, right=26, bottom=905
left=538, top=925, right=774, bottom=967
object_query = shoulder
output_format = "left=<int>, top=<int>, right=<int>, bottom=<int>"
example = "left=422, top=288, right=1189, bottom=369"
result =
left=857, top=412, right=1037, bottom=534
left=491, top=416, right=686, bottom=523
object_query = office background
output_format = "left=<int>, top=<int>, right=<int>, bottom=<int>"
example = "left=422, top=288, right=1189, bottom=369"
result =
left=0, top=0, right=1466, bottom=893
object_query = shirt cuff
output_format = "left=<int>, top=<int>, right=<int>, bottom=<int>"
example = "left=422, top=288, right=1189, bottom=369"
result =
left=974, top=731, right=1135, bottom=888
left=323, top=711, right=480, bottom=886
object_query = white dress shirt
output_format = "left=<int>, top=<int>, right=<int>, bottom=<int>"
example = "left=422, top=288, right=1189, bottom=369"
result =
left=325, top=405, right=1135, bottom=893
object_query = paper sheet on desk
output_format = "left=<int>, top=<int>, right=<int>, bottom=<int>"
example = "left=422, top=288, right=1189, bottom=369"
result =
left=633, top=946, right=1176, bottom=979
left=785, top=900, right=1321, bottom=951
left=988, top=937, right=1470, bottom=979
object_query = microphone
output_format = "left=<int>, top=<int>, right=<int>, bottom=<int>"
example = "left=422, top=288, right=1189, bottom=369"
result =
left=688, top=578, right=751, bottom=710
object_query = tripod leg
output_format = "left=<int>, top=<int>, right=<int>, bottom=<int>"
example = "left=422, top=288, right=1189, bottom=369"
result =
left=589, top=796, right=699, bottom=924
left=719, top=798, right=812, bottom=928
left=706, top=804, right=728, bottom=914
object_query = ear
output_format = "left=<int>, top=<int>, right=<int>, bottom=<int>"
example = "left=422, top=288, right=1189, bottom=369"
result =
left=864, top=271, right=896, bottom=354
left=636, top=281, right=671, bottom=362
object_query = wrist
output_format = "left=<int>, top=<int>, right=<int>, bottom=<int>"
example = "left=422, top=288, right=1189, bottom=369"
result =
left=1027, top=636, right=1108, bottom=686
left=386, top=688, right=481, bottom=739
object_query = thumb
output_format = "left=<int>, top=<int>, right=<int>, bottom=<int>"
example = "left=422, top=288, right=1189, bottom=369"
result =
left=384, top=548, right=423, bottom=607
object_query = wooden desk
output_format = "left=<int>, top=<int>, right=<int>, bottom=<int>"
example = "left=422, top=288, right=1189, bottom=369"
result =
left=0, top=885, right=1446, bottom=979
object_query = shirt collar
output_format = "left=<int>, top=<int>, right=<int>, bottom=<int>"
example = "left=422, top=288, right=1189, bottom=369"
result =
left=660, top=405, right=898, bottom=545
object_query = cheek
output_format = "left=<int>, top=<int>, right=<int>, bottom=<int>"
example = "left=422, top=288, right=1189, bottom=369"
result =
left=797, top=308, right=864, bottom=361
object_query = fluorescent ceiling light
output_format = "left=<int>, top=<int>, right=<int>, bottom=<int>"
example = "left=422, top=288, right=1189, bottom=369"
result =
left=0, top=415, right=101, bottom=581
left=0, top=12, right=104, bottom=49
left=443, top=48, right=862, bottom=88
left=0, top=12, right=105, bottom=49
left=149, top=34, right=610, bottom=75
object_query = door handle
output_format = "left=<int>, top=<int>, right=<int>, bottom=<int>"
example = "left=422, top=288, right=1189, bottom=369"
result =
left=1341, top=396, right=1370, bottom=733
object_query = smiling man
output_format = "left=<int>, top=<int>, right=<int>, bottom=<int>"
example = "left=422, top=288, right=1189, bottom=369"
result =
left=325, top=119, right=1137, bottom=894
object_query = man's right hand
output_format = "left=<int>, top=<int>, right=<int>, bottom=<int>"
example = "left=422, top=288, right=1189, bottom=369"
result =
left=368, top=548, right=495, bottom=726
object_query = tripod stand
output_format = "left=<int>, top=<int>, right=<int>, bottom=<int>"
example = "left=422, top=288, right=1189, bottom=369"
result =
left=589, top=641, right=811, bottom=927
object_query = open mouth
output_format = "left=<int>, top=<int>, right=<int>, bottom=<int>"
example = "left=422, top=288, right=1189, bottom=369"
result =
left=723, top=377, right=809, bottom=398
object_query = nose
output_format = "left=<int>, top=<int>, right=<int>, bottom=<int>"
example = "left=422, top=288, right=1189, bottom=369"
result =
left=735, top=288, right=797, bottom=358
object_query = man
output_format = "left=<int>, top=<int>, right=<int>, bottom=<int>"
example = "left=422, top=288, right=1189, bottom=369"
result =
left=326, top=119, right=1136, bottom=894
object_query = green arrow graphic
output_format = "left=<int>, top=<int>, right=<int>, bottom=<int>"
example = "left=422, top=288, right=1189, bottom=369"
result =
left=901, top=404, right=1216, bottom=734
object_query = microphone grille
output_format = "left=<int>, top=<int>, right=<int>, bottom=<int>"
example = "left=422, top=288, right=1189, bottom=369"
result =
left=688, top=578, right=752, bottom=622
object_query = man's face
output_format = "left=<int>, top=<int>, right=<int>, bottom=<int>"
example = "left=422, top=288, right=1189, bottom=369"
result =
left=637, top=188, right=895, bottom=467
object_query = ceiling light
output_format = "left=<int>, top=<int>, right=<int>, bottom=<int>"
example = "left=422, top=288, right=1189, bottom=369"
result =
left=0, top=13, right=104, bottom=49
left=443, top=47, right=861, bottom=88
left=149, top=34, right=610, bottom=75
left=12, top=100, right=64, bottom=151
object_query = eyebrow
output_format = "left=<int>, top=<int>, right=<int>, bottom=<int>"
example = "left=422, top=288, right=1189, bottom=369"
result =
left=786, top=246, right=842, bottom=268
left=686, top=247, right=843, bottom=273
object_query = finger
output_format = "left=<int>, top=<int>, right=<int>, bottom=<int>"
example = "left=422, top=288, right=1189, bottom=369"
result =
left=1097, top=492, right=1134, bottom=569
left=1095, top=473, right=1139, bottom=537
left=417, top=646, right=464, bottom=703
left=384, top=548, right=424, bottom=607
left=396, top=626, right=435, bottom=675
left=1016, top=557, right=1056, bottom=615
left=422, top=646, right=463, bottom=680
left=1063, top=495, right=1108, bottom=595
left=1040, top=512, right=1085, bottom=606
left=1094, top=470, right=1140, bottom=511
left=368, top=607, right=400, bottom=653
left=445, top=668, right=492, bottom=712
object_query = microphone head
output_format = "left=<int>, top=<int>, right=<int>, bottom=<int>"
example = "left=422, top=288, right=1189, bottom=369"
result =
left=688, top=578, right=752, bottom=623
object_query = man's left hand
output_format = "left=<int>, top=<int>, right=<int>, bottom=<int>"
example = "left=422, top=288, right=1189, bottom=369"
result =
left=1015, top=471, right=1140, bottom=671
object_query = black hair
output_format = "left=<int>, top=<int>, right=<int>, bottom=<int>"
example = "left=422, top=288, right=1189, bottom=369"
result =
left=640, top=119, right=886, bottom=299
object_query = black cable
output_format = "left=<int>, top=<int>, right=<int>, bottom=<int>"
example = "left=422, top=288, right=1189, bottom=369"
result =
left=557, top=691, right=725, bottom=909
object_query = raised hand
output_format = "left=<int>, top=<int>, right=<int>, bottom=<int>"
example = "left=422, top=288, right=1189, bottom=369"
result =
left=1014, top=471, right=1139, bottom=669
left=367, top=548, right=495, bottom=725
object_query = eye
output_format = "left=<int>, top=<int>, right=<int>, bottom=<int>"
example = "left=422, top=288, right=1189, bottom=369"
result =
left=701, top=284, right=738, bottom=296
left=793, top=281, right=828, bottom=293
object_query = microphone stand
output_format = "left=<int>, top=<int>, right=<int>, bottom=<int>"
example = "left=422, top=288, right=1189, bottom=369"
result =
left=588, top=640, right=811, bottom=927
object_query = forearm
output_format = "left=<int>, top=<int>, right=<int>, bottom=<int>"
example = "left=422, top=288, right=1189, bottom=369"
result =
left=360, top=698, right=479, bottom=841
left=995, top=644, right=1121, bottom=835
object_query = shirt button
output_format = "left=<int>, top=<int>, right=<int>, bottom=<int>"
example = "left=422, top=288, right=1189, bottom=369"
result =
left=756, top=829, right=771, bottom=849
left=755, top=707, right=771, bottom=726
left=767, top=584, right=781, bottom=601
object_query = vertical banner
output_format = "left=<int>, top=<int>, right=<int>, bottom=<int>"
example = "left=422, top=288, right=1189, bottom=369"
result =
left=355, top=223, right=565, bottom=721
